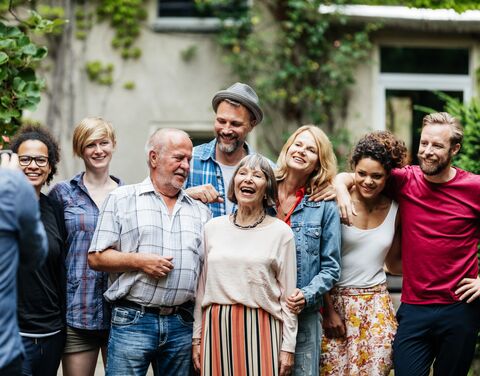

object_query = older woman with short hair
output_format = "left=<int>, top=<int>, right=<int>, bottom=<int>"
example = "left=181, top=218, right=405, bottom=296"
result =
left=275, top=125, right=342, bottom=375
left=192, top=154, right=298, bottom=376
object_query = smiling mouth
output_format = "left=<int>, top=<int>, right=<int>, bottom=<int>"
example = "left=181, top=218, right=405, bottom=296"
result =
left=240, top=187, right=256, bottom=194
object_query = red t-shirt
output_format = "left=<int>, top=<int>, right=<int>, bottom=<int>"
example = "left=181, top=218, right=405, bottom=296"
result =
left=388, top=166, right=480, bottom=304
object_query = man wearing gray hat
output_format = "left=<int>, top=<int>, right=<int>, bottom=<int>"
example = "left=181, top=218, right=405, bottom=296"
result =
left=185, top=82, right=269, bottom=217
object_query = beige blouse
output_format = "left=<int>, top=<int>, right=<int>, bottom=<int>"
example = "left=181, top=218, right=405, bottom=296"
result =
left=193, top=215, right=298, bottom=353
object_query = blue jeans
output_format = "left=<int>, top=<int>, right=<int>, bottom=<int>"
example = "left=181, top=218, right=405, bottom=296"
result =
left=106, top=306, right=193, bottom=376
left=293, top=310, right=322, bottom=376
left=21, top=331, right=65, bottom=376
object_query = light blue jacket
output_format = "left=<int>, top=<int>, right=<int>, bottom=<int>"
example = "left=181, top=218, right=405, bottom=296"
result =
left=289, top=197, right=341, bottom=312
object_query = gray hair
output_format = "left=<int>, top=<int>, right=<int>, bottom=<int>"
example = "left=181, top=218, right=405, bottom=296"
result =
left=227, top=154, right=277, bottom=208
left=145, top=128, right=190, bottom=167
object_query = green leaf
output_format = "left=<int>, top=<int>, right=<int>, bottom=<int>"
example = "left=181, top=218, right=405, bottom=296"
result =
left=0, top=52, right=8, bottom=65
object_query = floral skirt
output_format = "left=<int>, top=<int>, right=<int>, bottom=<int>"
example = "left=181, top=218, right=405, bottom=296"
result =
left=320, top=283, right=397, bottom=376
left=200, top=304, right=282, bottom=376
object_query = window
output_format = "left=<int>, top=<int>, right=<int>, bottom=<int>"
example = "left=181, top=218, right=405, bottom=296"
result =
left=154, top=0, right=248, bottom=31
left=376, top=46, right=471, bottom=161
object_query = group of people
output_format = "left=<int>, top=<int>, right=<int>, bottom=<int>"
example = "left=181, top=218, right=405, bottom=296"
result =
left=0, top=81, right=479, bottom=376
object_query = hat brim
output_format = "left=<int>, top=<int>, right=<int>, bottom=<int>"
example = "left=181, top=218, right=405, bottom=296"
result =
left=212, top=91, right=263, bottom=124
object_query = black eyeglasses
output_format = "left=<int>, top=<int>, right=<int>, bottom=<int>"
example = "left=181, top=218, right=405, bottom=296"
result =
left=18, top=155, right=49, bottom=167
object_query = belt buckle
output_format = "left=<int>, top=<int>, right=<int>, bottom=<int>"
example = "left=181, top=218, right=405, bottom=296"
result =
left=158, top=306, right=175, bottom=315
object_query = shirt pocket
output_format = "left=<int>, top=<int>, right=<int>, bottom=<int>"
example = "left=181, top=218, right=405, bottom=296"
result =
left=304, top=225, right=321, bottom=255
left=64, top=198, right=96, bottom=233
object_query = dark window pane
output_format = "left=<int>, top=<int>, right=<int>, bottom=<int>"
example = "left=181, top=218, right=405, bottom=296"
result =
left=386, top=89, right=463, bottom=164
left=381, top=47, right=469, bottom=74
left=158, top=0, right=247, bottom=18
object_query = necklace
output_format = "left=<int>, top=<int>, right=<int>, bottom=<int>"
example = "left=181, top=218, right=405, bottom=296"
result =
left=233, top=210, right=266, bottom=229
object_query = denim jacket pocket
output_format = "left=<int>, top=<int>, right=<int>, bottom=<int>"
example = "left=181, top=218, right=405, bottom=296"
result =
left=111, top=306, right=142, bottom=326
left=304, top=226, right=321, bottom=255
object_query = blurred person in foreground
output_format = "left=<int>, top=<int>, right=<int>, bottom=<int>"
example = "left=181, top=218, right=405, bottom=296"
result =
left=0, top=151, right=47, bottom=375
left=88, top=128, right=211, bottom=376
left=335, top=113, right=480, bottom=376
left=193, top=154, right=298, bottom=376
left=274, top=125, right=341, bottom=375
left=49, top=117, right=122, bottom=376
left=321, top=131, right=406, bottom=375
left=11, top=125, right=67, bottom=376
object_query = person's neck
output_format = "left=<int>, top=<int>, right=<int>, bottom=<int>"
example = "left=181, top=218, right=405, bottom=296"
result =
left=235, top=205, right=265, bottom=226
left=351, top=189, right=382, bottom=213
left=215, top=144, right=247, bottom=166
left=278, top=173, right=307, bottom=198
left=423, top=165, right=456, bottom=184
left=84, top=168, right=111, bottom=187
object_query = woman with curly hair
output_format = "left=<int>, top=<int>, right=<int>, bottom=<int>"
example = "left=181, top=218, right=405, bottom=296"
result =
left=320, top=131, right=408, bottom=376
left=10, top=124, right=67, bottom=376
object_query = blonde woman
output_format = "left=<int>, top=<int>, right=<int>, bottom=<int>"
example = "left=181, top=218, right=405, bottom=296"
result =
left=275, top=125, right=342, bottom=375
left=49, top=117, right=122, bottom=376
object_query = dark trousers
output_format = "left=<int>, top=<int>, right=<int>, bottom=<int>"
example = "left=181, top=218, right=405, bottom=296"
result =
left=21, top=331, right=65, bottom=376
left=0, top=356, right=22, bottom=376
left=393, top=301, right=480, bottom=376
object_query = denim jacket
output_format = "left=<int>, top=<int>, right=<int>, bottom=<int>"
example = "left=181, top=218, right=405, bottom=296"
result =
left=290, top=197, right=341, bottom=312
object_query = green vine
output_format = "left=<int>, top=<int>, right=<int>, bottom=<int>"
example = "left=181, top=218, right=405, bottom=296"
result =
left=349, top=0, right=480, bottom=12
left=96, top=0, right=147, bottom=60
left=85, top=60, right=114, bottom=86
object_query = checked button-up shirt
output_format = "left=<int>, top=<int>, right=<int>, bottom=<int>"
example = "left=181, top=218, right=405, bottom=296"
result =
left=88, top=177, right=212, bottom=307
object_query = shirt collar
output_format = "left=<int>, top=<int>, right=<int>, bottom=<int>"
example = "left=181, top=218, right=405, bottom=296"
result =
left=138, top=176, right=190, bottom=203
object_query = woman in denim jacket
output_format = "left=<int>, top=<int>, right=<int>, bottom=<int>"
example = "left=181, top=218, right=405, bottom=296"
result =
left=275, top=125, right=342, bottom=375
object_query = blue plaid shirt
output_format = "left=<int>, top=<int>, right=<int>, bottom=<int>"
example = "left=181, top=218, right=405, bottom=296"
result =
left=49, top=173, right=122, bottom=330
left=186, top=139, right=260, bottom=218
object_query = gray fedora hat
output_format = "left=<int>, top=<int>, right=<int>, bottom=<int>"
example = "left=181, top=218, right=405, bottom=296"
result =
left=212, top=82, right=264, bottom=124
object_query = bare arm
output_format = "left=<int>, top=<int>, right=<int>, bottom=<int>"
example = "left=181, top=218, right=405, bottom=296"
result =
left=322, top=292, right=346, bottom=338
left=385, top=212, right=402, bottom=275
left=308, top=182, right=336, bottom=202
left=334, top=172, right=356, bottom=225
left=88, top=249, right=174, bottom=278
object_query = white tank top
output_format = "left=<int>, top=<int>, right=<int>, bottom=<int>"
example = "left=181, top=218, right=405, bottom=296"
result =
left=336, top=201, right=398, bottom=288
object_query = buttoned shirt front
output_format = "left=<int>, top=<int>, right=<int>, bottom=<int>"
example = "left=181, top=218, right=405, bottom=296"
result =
left=88, top=177, right=211, bottom=307
left=186, top=139, right=273, bottom=218
left=49, top=172, right=122, bottom=330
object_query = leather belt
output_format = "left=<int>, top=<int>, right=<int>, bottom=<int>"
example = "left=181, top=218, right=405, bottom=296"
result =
left=115, top=299, right=193, bottom=316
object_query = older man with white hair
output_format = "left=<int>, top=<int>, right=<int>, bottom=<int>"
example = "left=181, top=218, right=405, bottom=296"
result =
left=88, top=128, right=211, bottom=376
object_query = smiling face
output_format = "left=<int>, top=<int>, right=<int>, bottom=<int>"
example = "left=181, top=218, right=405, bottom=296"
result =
left=417, top=124, right=459, bottom=176
left=233, top=164, right=267, bottom=210
left=354, top=157, right=387, bottom=200
left=81, top=137, right=114, bottom=172
left=150, top=132, right=193, bottom=193
left=214, top=101, right=253, bottom=155
left=18, top=139, right=51, bottom=196
left=285, top=131, right=320, bottom=177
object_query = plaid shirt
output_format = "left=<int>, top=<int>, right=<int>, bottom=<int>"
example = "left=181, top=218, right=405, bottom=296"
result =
left=88, top=177, right=211, bottom=307
left=185, top=139, right=257, bottom=218
left=49, top=173, right=122, bottom=330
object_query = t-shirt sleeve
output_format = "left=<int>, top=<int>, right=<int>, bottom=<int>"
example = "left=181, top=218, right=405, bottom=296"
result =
left=385, top=167, right=409, bottom=200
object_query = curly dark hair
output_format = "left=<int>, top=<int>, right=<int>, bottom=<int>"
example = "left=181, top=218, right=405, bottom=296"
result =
left=10, top=124, right=60, bottom=185
left=350, top=131, right=408, bottom=173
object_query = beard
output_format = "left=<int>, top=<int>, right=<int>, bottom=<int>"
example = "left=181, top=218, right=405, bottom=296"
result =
left=216, top=135, right=242, bottom=154
left=418, top=153, right=452, bottom=176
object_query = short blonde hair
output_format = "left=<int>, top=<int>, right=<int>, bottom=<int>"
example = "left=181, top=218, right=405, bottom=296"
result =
left=276, top=125, right=337, bottom=194
left=422, top=112, right=463, bottom=146
left=72, top=117, right=116, bottom=157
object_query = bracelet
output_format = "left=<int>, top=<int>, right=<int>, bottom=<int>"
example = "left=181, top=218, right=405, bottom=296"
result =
left=192, top=338, right=201, bottom=346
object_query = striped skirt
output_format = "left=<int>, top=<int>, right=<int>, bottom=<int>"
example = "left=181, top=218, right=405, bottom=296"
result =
left=200, top=304, right=282, bottom=376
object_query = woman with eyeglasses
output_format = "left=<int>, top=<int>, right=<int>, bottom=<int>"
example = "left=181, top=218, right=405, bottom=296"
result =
left=11, top=124, right=67, bottom=376
left=49, top=117, right=121, bottom=376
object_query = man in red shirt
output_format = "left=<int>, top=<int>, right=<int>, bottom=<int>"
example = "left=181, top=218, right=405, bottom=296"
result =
left=335, top=112, right=480, bottom=376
